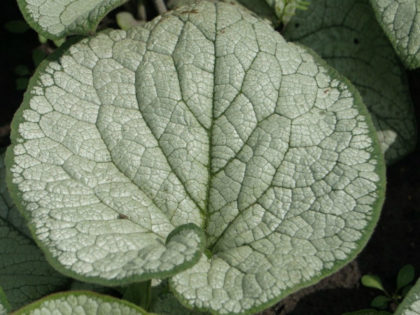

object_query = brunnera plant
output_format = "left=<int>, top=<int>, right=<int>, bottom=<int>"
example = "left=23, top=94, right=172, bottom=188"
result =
left=1, top=0, right=417, bottom=314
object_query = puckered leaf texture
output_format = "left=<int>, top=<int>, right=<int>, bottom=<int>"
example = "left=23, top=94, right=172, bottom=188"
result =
left=284, top=0, right=417, bottom=164
left=17, top=0, right=129, bottom=39
left=7, top=1, right=385, bottom=314
left=369, top=0, right=420, bottom=69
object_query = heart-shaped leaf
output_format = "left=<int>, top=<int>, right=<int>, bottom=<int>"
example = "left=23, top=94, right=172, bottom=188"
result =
left=7, top=1, right=385, bottom=314
left=17, top=0, right=129, bottom=39
left=283, top=0, right=417, bottom=164
left=395, top=278, right=420, bottom=315
left=13, top=291, right=149, bottom=315
left=369, top=0, right=420, bottom=69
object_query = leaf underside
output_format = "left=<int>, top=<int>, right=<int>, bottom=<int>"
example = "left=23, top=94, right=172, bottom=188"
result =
left=369, top=0, right=420, bottom=70
left=283, top=0, right=417, bottom=164
left=7, top=1, right=385, bottom=314
left=17, top=0, right=129, bottom=39
left=395, top=278, right=420, bottom=315
left=13, top=291, right=148, bottom=315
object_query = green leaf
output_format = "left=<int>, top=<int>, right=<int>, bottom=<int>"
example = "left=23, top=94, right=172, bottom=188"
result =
left=4, top=20, right=30, bottom=33
left=0, top=287, right=10, bottom=315
left=370, top=295, right=390, bottom=309
left=362, top=275, right=386, bottom=292
left=283, top=0, right=416, bottom=164
left=13, top=291, right=149, bottom=314
left=395, top=278, right=420, bottom=315
left=17, top=0, right=130, bottom=40
left=397, top=264, right=416, bottom=291
left=369, top=0, right=420, bottom=69
left=7, top=1, right=385, bottom=314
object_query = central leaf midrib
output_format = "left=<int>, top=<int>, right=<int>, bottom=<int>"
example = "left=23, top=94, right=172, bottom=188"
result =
left=203, top=3, right=219, bottom=235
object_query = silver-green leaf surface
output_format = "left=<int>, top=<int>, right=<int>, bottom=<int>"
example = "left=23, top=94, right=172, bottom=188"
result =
left=13, top=291, right=149, bottom=315
left=17, top=0, right=129, bottom=39
left=7, top=1, right=385, bottom=314
left=0, top=154, right=68, bottom=310
left=395, top=278, right=420, bottom=315
left=369, top=0, right=420, bottom=69
left=284, top=0, right=417, bottom=164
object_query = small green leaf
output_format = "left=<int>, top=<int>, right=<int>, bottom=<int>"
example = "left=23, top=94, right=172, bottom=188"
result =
left=394, top=278, right=420, bottom=315
left=17, top=0, right=129, bottom=39
left=362, top=275, right=386, bottom=292
left=369, top=0, right=420, bottom=69
left=370, top=295, right=390, bottom=309
left=4, top=20, right=29, bottom=33
left=397, top=265, right=415, bottom=291
left=13, top=291, right=149, bottom=315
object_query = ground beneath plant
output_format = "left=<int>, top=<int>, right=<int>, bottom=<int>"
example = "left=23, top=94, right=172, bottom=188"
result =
left=1, top=2, right=419, bottom=315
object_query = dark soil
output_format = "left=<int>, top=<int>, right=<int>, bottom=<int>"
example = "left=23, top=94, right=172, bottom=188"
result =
left=1, top=1, right=419, bottom=315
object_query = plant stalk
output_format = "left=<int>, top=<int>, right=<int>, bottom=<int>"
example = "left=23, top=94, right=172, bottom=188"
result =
left=153, top=0, right=167, bottom=14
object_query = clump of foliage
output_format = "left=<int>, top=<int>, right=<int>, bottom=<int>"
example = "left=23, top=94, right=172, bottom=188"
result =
left=0, top=0, right=418, bottom=314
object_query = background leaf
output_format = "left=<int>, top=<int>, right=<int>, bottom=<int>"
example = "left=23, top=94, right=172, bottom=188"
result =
left=17, top=0, right=129, bottom=39
left=369, top=0, right=420, bottom=69
left=397, top=264, right=416, bottom=291
left=13, top=291, right=149, bottom=315
left=362, top=275, right=386, bottom=292
left=283, top=0, right=417, bottom=164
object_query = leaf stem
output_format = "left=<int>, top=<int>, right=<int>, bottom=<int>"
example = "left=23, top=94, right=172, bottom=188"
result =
left=153, top=0, right=167, bottom=14
left=137, top=0, right=147, bottom=21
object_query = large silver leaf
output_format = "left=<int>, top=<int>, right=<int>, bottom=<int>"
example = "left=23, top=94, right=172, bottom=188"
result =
left=8, top=1, right=385, bottom=314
